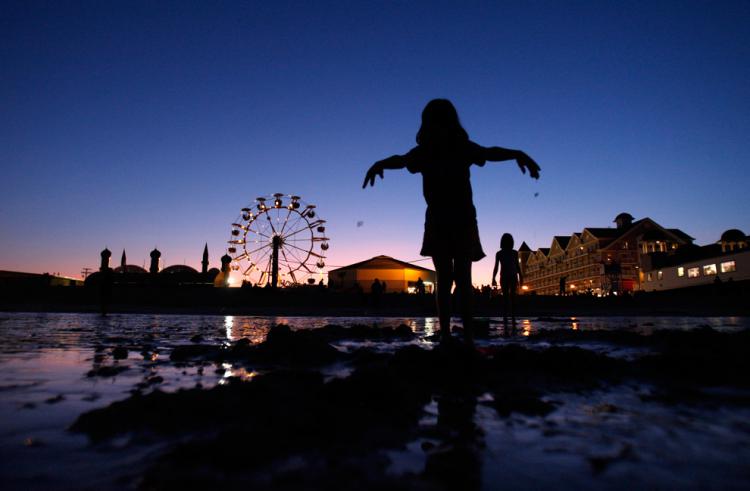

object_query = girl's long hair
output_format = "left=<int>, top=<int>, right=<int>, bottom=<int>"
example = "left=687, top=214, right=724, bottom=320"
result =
left=500, top=233, right=514, bottom=250
left=416, top=99, right=469, bottom=146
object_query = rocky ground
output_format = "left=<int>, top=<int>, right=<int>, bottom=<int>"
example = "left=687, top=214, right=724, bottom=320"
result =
left=67, top=324, right=750, bottom=490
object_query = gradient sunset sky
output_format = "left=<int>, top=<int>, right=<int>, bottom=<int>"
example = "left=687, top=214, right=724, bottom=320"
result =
left=2, top=1, right=749, bottom=285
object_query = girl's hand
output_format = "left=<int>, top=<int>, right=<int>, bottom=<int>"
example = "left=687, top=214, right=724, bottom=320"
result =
left=516, top=152, right=541, bottom=179
left=362, top=163, right=384, bottom=188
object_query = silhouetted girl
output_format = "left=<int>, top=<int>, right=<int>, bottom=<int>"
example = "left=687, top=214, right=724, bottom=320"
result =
left=363, top=99, right=539, bottom=344
left=492, top=233, right=522, bottom=331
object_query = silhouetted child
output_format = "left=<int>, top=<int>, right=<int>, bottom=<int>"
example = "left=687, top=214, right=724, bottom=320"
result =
left=492, top=233, right=522, bottom=331
left=363, top=99, right=540, bottom=345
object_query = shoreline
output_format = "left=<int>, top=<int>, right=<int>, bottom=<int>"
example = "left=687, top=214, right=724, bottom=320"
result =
left=2, top=303, right=749, bottom=318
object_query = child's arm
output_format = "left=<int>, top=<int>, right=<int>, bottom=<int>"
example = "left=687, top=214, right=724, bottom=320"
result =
left=483, top=146, right=541, bottom=180
left=362, top=155, right=408, bottom=188
left=491, top=253, right=500, bottom=286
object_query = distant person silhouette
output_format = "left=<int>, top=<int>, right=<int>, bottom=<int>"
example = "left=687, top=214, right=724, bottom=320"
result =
left=363, top=99, right=540, bottom=345
left=416, top=276, right=426, bottom=295
left=492, top=233, right=522, bottom=331
left=371, top=278, right=383, bottom=307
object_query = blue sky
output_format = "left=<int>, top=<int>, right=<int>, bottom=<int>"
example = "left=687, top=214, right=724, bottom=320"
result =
left=1, top=1, right=748, bottom=284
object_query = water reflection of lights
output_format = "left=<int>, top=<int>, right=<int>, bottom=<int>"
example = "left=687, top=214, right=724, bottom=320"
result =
left=571, top=317, right=579, bottom=331
left=224, top=316, right=235, bottom=340
left=423, top=318, right=437, bottom=337
left=521, top=318, right=532, bottom=336
left=219, top=362, right=258, bottom=384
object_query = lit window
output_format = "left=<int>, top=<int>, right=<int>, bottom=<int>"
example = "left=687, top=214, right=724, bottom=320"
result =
left=687, top=267, right=700, bottom=278
left=646, top=273, right=652, bottom=281
left=703, top=264, right=717, bottom=276
left=720, top=261, right=736, bottom=273
left=677, top=267, right=685, bottom=277
left=657, top=271, right=663, bottom=280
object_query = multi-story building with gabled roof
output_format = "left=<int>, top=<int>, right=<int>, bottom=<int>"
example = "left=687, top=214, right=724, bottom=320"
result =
left=522, top=213, right=694, bottom=295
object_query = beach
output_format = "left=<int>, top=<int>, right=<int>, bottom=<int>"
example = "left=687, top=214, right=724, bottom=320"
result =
left=1, top=312, right=749, bottom=489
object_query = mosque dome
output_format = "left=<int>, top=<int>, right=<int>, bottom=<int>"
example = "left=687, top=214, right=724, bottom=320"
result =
left=113, top=265, right=148, bottom=273
left=161, top=265, right=199, bottom=274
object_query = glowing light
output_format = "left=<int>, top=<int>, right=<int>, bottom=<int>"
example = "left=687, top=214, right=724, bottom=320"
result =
left=521, top=285, right=529, bottom=291
left=522, top=318, right=532, bottom=336
left=224, top=315, right=235, bottom=340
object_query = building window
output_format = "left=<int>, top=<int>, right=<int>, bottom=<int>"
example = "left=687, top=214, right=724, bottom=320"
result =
left=703, top=264, right=717, bottom=276
left=720, top=261, right=736, bottom=273
left=646, top=273, right=652, bottom=281
left=677, top=267, right=685, bottom=277
left=657, top=271, right=663, bottom=280
left=687, top=267, right=700, bottom=278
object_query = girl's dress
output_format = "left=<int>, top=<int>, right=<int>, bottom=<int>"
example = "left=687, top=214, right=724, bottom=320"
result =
left=497, top=249, right=520, bottom=291
left=404, top=139, right=489, bottom=262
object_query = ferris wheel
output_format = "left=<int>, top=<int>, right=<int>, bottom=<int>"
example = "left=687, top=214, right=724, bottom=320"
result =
left=227, top=194, right=329, bottom=287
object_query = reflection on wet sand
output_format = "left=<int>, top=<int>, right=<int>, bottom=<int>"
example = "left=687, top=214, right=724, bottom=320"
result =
left=0, top=312, right=749, bottom=489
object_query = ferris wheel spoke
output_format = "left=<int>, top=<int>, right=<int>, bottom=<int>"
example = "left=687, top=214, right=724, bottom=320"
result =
left=244, top=243, right=273, bottom=257
left=281, top=245, right=305, bottom=268
left=247, top=228, right=272, bottom=240
left=247, top=222, right=273, bottom=239
left=282, top=212, right=306, bottom=236
left=286, top=242, right=323, bottom=258
left=278, top=208, right=294, bottom=235
left=265, top=213, right=279, bottom=235
left=281, top=224, right=313, bottom=241
left=279, top=248, right=301, bottom=279
left=252, top=245, right=273, bottom=269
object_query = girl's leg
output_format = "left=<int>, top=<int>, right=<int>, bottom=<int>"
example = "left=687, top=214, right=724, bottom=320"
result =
left=453, top=257, right=474, bottom=344
left=433, top=256, right=454, bottom=341
left=502, top=291, right=509, bottom=330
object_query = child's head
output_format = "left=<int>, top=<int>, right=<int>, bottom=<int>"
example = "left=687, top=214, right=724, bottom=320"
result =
left=500, top=233, right=514, bottom=250
left=416, top=99, right=468, bottom=146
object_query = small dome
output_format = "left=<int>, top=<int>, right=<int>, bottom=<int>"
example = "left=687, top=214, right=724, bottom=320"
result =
left=101, top=248, right=112, bottom=258
left=614, top=212, right=634, bottom=222
left=113, top=265, right=148, bottom=274
left=150, top=248, right=161, bottom=258
left=221, top=254, right=232, bottom=264
left=720, top=229, right=746, bottom=242
left=161, top=265, right=199, bottom=274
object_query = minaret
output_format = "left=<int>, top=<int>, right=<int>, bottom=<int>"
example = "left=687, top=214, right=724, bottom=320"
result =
left=120, top=249, right=127, bottom=272
left=100, top=248, right=112, bottom=272
left=202, top=243, right=209, bottom=274
left=221, top=253, right=232, bottom=273
left=214, top=252, right=233, bottom=288
left=149, top=248, right=161, bottom=274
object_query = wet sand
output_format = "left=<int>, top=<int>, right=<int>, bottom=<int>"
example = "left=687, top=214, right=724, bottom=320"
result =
left=1, top=313, right=749, bottom=490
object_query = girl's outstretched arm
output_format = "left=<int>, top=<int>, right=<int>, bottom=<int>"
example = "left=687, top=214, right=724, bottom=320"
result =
left=362, top=155, right=407, bottom=188
left=483, top=146, right=541, bottom=179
